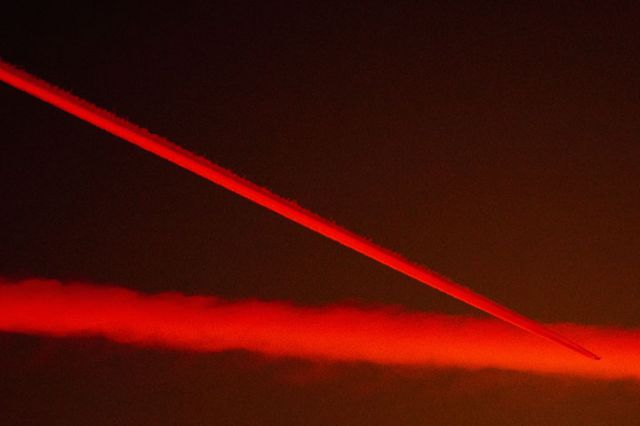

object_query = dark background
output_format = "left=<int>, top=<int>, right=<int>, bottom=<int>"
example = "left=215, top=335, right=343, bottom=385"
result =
left=1, top=2, right=639, bottom=424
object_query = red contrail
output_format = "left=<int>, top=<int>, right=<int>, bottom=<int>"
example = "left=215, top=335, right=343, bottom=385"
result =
left=1, top=279, right=635, bottom=379
left=0, top=59, right=599, bottom=360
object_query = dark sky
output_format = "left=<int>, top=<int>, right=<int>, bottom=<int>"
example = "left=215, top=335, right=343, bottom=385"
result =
left=1, top=2, right=639, bottom=425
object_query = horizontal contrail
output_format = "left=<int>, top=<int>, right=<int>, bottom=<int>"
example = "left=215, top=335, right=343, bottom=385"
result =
left=0, top=279, right=634, bottom=379
left=0, top=59, right=599, bottom=359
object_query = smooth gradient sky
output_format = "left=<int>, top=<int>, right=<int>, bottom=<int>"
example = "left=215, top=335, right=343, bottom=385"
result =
left=2, top=3, right=639, bottom=425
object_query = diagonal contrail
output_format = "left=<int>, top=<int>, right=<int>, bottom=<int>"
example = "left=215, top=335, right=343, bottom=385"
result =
left=0, top=59, right=599, bottom=360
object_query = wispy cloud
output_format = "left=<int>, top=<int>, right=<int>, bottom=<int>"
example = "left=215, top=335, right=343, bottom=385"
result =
left=1, top=278, right=637, bottom=380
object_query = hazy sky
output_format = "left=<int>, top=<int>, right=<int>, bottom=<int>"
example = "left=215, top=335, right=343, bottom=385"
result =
left=2, top=3, right=639, bottom=425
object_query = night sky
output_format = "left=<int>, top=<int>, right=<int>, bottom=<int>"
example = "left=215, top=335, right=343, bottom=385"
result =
left=2, top=3, right=640, bottom=425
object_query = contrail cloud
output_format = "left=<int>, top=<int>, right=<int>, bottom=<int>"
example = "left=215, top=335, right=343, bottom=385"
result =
left=0, top=59, right=599, bottom=359
left=0, top=279, right=636, bottom=380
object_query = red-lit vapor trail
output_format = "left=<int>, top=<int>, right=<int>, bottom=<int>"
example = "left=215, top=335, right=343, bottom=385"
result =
left=0, top=280, right=635, bottom=379
left=0, top=59, right=599, bottom=360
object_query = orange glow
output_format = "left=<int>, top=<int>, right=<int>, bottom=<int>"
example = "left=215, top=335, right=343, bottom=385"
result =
left=0, top=59, right=599, bottom=359
left=0, top=279, right=636, bottom=380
